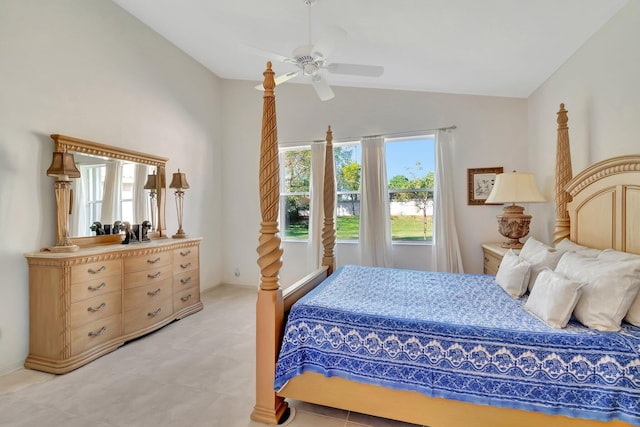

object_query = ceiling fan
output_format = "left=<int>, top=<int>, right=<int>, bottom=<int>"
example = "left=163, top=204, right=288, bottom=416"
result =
left=249, top=0, right=384, bottom=101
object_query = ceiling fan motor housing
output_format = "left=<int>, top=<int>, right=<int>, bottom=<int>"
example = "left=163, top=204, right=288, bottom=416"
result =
left=293, top=44, right=322, bottom=76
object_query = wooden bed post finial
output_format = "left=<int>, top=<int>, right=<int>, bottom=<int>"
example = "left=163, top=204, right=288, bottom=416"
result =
left=322, top=125, right=337, bottom=274
left=251, top=62, right=289, bottom=425
left=553, top=102, right=572, bottom=245
left=262, top=61, right=276, bottom=96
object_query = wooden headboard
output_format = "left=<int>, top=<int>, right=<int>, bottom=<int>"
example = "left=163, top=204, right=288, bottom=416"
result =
left=565, top=155, right=640, bottom=254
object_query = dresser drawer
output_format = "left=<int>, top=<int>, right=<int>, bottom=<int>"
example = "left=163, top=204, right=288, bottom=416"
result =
left=71, top=314, right=122, bottom=356
left=173, top=270, right=199, bottom=291
left=173, top=287, right=200, bottom=312
left=173, top=247, right=198, bottom=263
left=173, top=256, right=199, bottom=275
left=71, top=259, right=121, bottom=284
left=124, top=264, right=172, bottom=290
left=124, top=297, right=173, bottom=334
left=71, top=275, right=122, bottom=303
left=124, top=279, right=172, bottom=311
left=124, top=252, right=172, bottom=274
left=70, top=291, right=122, bottom=326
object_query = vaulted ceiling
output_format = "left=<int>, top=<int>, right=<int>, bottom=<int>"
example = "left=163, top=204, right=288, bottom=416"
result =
left=112, top=0, right=627, bottom=98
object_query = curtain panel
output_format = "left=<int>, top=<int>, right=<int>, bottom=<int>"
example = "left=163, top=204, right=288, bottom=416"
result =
left=432, top=130, right=464, bottom=273
left=360, top=136, right=394, bottom=267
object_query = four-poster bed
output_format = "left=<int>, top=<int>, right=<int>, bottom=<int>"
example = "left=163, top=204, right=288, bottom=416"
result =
left=251, top=63, right=640, bottom=426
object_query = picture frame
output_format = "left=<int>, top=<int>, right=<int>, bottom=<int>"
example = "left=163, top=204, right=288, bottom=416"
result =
left=467, top=167, right=503, bottom=205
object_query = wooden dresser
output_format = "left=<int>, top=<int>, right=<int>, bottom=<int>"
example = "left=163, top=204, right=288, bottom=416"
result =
left=24, top=237, right=202, bottom=374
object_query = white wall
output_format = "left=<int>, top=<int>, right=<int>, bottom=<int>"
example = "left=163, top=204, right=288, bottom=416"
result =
left=527, top=1, right=640, bottom=243
left=0, top=0, right=223, bottom=375
left=221, top=79, right=527, bottom=287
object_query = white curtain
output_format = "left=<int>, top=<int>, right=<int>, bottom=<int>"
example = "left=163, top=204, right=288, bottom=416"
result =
left=132, top=164, right=149, bottom=223
left=432, top=130, right=464, bottom=273
left=69, top=169, right=87, bottom=236
left=308, top=142, right=326, bottom=269
left=360, top=136, right=393, bottom=267
left=100, top=160, right=122, bottom=224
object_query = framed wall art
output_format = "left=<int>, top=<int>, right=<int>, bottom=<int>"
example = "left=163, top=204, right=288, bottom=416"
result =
left=467, top=167, right=503, bottom=205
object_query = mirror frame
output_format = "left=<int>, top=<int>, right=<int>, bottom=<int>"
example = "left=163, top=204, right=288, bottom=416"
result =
left=51, top=134, right=169, bottom=246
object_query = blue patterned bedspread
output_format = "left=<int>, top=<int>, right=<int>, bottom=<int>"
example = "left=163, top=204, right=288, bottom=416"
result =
left=275, top=265, right=640, bottom=425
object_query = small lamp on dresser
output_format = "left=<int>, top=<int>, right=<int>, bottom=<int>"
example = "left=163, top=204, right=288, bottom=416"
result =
left=144, top=170, right=158, bottom=233
left=170, top=169, right=190, bottom=238
left=46, top=151, right=81, bottom=252
left=485, top=171, right=545, bottom=249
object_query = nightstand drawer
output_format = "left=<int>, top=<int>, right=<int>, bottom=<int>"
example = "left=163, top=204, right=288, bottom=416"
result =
left=481, top=242, right=520, bottom=275
left=483, top=250, right=502, bottom=275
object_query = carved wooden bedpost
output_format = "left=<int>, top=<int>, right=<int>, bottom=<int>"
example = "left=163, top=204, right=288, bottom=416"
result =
left=251, top=62, right=289, bottom=425
left=553, top=103, right=572, bottom=245
left=322, top=126, right=337, bottom=274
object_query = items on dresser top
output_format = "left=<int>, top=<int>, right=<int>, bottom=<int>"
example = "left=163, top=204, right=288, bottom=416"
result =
left=24, top=237, right=202, bottom=374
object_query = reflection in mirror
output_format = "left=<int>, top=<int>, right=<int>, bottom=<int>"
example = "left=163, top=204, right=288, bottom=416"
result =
left=50, top=134, right=169, bottom=246
left=69, top=153, right=153, bottom=237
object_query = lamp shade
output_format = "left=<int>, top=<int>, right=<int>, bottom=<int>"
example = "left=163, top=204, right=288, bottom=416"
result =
left=485, top=172, right=545, bottom=204
left=144, top=172, right=157, bottom=190
left=46, top=152, right=80, bottom=179
left=169, top=169, right=190, bottom=190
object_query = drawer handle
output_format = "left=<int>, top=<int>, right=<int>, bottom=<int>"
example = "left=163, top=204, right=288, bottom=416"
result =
left=147, top=288, right=161, bottom=296
left=88, top=326, right=107, bottom=337
left=180, top=262, right=191, bottom=269
left=484, top=257, right=489, bottom=263
left=88, top=266, right=106, bottom=274
left=147, top=257, right=161, bottom=264
left=87, top=282, right=107, bottom=292
left=180, top=277, right=192, bottom=285
left=147, top=308, right=162, bottom=318
left=180, top=294, right=192, bottom=302
left=87, top=302, right=106, bottom=313
left=179, top=250, right=191, bottom=257
left=147, top=272, right=162, bottom=279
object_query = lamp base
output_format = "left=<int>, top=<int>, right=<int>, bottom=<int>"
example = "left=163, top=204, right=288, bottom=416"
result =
left=172, top=231, right=188, bottom=239
left=500, top=239, right=524, bottom=249
left=496, top=204, right=531, bottom=250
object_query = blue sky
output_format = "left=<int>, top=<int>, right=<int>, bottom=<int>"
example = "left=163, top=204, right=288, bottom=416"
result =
left=385, top=137, right=435, bottom=180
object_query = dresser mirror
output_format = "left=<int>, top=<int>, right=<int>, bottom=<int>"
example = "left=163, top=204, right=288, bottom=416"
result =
left=51, top=134, right=169, bottom=246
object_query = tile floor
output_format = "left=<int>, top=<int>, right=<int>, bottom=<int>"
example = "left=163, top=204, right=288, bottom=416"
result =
left=0, top=285, right=425, bottom=427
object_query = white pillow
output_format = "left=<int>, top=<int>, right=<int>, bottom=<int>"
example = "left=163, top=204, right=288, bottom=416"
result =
left=524, top=268, right=585, bottom=328
left=555, top=238, right=602, bottom=257
left=598, top=249, right=640, bottom=326
left=598, top=249, right=640, bottom=262
left=555, top=252, right=640, bottom=331
left=519, top=237, right=565, bottom=292
left=495, top=249, right=531, bottom=298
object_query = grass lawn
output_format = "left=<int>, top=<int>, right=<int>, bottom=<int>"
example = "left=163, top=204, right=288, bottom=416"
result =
left=284, top=215, right=432, bottom=241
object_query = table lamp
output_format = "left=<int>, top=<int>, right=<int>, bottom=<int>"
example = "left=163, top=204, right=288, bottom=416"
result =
left=46, top=151, right=81, bottom=252
left=485, top=171, right=545, bottom=248
left=169, top=169, right=190, bottom=238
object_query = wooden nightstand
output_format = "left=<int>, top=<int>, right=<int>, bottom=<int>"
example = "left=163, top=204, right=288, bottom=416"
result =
left=481, top=242, right=520, bottom=275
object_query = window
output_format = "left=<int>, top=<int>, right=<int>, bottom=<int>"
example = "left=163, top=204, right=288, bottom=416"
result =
left=278, top=134, right=436, bottom=244
left=334, top=142, right=361, bottom=241
left=279, top=146, right=311, bottom=240
left=386, top=135, right=435, bottom=242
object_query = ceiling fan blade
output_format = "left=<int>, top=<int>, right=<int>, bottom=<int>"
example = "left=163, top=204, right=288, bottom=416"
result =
left=311, top=76, right=335, bottom=101
left=242, top=44, right=297, bottom=65
left=312, top=26, right=347, bottom=60
left=253, top=71, right=299, bottom=90
left=326, top=63, right=384, bottom=77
